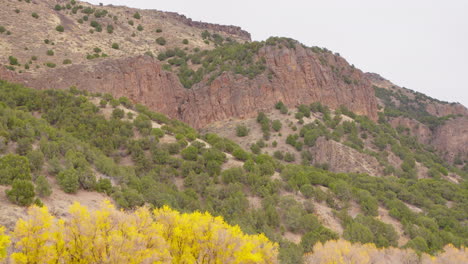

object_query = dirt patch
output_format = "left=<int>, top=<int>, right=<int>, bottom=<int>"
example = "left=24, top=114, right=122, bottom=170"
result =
left=314, top=202, right=343, bottom=235
left=284, top=231, right=301, bottom=244
left=378, top=206, right=409, bottom=247
left=0, top=177, right=108, bottom=231
left=348, top=201, right=362, bottom=218
left=247, top=196, right=262, bottom=210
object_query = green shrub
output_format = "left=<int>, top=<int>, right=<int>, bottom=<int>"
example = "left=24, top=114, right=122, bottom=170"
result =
left=57, top=168, right=79, bottom=193
left=46, top=50, right=54, bottom=56
left=111, top=108, right=125, bottom=119
left=156, top=28, right=162, bottom=33
left=106, top=24, right=114, bottom=34
left=55, top=25, right=64, bottom=32
left=0, top=154, right=31, bottom=185
left=0, top=26, right=5, bottom=33
left=31, top=12, right=39, bottom=18
left=45, top=62, right=56, bottom=68
left=62, top=59, right=72, bottom=65
left=128, top=20, right=134, bottom=26
left=54, top=4, right=62, bottom=11
left=182, top=39, right=189, bottom=45
left=284, top=152, right=295, bottom=162
left=35, top=175, right=52, bottom=197
left=7, top=179, right=35, bottom=206
left=90, top=20, right=99, bottom=28
left=236, top=125, right=249, bottom=137
left=156, top=37, right=166, bottom=46
left=111, top=43, right=119, bottom=49
left=272, top=120, right=282, bottom=132
left=133, top=12, right=141, bottom=19
left=137, top=25, right=143, bottom=31
left=8, top=56, right=18, bottom=65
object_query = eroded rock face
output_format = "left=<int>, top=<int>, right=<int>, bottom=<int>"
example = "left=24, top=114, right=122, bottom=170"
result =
left=178, top=45, right=378, bottom=127
left=389, top=117, right=433, bottom=145
left=311, top=137, right=383, bottom=176
left=431, top=117, right=468, bottom=162
left=161, top=12, right=251, bottom=41
left=0, top=44, right=379, bottom=129
left=389, top=116, right=468, bottom=163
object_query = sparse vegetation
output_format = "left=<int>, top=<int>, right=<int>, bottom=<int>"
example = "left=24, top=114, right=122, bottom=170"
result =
left=8, top=56, right=18, bottom=66
left=106, top=24, right=113, bottom=34
left=156, top=37, right=166, bottom=45
left=236, top=124, right=249, bottom=137
left=111, top=43, right=119, bottom=49
left=55, top=25, right=64, bottom=32
left=45, top=62, right=56, bottom=68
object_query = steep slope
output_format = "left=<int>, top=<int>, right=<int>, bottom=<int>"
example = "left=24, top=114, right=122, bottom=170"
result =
left=1, top=0, right=378, bottom=128
left=367, top=73, right=468, bottom=165
left=1, top=43, right=379, bottom=128
left=0, top=81, right=467, bottom=263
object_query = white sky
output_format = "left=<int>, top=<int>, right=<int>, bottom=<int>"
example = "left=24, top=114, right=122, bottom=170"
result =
left=87, top=0, right=468, bottom=107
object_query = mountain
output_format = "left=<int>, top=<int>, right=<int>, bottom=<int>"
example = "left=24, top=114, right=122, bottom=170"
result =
left=0, top=0, right=467, bottom=263
left=0, top=0, right=378, bottom=128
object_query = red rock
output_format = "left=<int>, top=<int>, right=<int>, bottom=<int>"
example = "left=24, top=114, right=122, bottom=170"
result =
left=0, top=44, right=379, bottom=129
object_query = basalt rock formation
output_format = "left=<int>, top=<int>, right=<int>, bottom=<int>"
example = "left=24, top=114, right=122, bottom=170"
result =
left=367, top=73, right=468, bottom=163
left=0, top=43, right=379, bottom=129
left=161, top=11, right=251, bottom=41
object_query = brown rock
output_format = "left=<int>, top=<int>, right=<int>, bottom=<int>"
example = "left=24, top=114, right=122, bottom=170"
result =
left=179, top=45, right=378, bottom=127
left=0, top=44, right=379, bottom=129
left=431, top=116, right=468, bottom=162
left=389, top=116, right=468, bottom=163
left=311, top=137, right=383, bottom=176
left=389, top=117, right=432, bottom=144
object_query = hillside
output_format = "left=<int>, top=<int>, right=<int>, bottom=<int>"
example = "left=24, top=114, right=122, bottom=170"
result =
left=1, top=0, right=378, bottom=128
left=0, top=81, right=466, bottom=263
left=0, top=0, right=467, bottom=263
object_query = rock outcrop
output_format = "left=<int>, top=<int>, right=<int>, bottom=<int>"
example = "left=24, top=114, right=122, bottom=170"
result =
left=389, top=116, right=468, bottom=163
left=0, top=44, right=379, bottom=128
left=161, top=11, right=251, bottom=41
left=179, top=45, right=378, bottom=127
left=431, top=116, right=468, bottom=162
left=311, top=137, right=383, bottom=176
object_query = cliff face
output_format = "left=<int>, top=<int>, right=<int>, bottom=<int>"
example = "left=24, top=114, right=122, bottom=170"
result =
left=161, top=11, right=251, bottom=41
left=0, top=45, right=379, bottom=128
left=311, top=137, right=383, bottom=176
left=179, top=45, right=378, bottom=127
left=431, top=117, right=468, bottom=162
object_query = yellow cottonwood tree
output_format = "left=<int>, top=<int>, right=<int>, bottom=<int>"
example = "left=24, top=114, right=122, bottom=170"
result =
left=4, top=201, right=278, bottom=264
left=304, top=239, right=467, bottom=264
left=0, top=226, right=10, bottom=261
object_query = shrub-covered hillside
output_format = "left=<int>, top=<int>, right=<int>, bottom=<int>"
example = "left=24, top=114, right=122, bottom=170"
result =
left=0, top=80, right=466, bottom=263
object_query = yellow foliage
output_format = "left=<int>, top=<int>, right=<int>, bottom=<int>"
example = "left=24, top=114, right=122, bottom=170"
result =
left=304, top=239, right=467, bottom=264
left=0, top=226, right=10, bottom=261
left=1, top=201, right=278, bottom=264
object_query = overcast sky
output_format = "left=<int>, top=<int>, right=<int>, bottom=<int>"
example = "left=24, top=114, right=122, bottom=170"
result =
left=88, top=0, right=468, bottom=107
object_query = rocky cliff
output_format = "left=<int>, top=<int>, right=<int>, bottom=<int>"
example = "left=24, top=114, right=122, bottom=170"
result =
left=0, top=43, right=379, bottom=128
left=161, top=11, right=251, bottom=41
